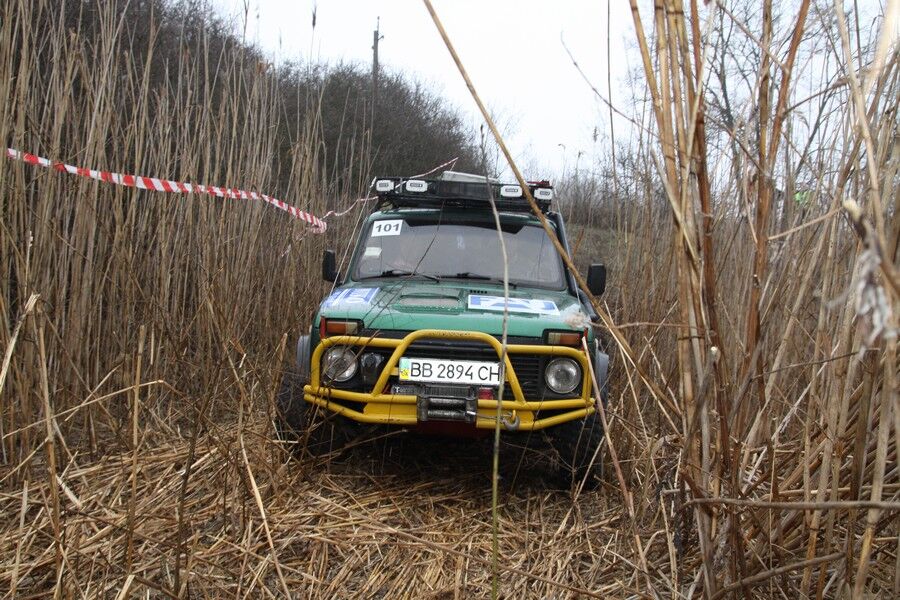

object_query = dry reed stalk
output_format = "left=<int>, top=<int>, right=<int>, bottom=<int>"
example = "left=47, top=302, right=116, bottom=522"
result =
left=481, top=173, right=512, bottom=600
left=35, top=316, right=63, bottom=598
left=0, top=292, right=38, bottom=462
left=125, top=325, right=144, bottom=574
left=240, top=440, right=293, bottom=597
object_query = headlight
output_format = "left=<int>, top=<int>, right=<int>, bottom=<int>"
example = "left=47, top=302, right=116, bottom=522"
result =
left=544, top=358, right=581, bottom=394
left=322, top=346, right=358, bottom=382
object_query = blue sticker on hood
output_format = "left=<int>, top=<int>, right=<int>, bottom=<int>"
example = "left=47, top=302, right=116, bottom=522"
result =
left=468, top=295, right=559, bottom=316
left=323, top=287, right=379, bottom=308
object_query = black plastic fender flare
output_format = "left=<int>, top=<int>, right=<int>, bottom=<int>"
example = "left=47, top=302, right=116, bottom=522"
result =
left=593, top=347, right=610, bottom=405
left=295, top=330, right=311, bottom=382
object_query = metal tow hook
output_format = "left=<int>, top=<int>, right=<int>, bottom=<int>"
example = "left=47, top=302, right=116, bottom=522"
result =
left=501, top=411, right=520, bottom=431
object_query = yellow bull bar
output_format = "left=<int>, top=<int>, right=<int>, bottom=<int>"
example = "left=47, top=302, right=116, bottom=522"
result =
left=303, top=329, right=595, bottom=431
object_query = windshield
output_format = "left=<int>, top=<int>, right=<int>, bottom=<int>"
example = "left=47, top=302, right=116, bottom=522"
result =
left=352, top=216, right=567, bottom=290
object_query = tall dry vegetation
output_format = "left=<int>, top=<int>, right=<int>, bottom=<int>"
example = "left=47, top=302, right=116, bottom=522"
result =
left=553, top=1, right=898, bottom=596
left=0, top=0, right=344, bottom=455
left=0, top=0, right=897, bottom=598
left=0, top=0, right=480, bottom=451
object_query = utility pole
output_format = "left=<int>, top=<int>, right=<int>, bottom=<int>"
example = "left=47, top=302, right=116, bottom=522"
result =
left=371, top=17, right=383, bottom=131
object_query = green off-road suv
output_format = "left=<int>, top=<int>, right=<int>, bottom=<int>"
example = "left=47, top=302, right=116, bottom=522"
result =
left=278, top=172, right=610, bottom=483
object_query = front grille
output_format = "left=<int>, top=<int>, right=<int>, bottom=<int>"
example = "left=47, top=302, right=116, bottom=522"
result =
left=368, top=339, right=544, bottom=400
left=504, top=355, right=541, bottom=399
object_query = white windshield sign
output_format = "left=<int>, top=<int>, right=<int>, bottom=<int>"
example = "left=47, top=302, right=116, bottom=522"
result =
left=468, top=295, right=559, bottom=315
left=371, top=220, right=403, bottom=237
left=324, top=287, right=379, bottom=308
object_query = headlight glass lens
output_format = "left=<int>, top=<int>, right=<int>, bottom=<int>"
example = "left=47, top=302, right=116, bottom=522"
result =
left=322, top=346, right=358, bottom=382
left=545, top=358, right=581, bottom=394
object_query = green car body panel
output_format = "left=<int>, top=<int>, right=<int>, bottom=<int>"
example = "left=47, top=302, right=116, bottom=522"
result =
left=312, top=208, right=595, bottom=347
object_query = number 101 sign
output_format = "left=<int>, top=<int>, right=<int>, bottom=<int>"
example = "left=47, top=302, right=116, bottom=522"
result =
left=371, top=220, right=403, bottom=236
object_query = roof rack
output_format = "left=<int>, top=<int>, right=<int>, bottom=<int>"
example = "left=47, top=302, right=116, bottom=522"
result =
left=371, top=174, right=553, bottom=213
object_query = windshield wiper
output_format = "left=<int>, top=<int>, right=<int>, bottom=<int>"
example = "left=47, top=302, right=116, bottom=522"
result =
left=441, top=272, right=517, bottom=288
left=360, top=269, right=439, bottom=282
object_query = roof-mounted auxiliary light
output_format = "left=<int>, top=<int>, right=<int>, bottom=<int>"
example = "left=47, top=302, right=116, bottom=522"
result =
left=500, top=185, right=522, bottom=198
left=369, top=173, right=553, bottom=213
left=533, top=188, right=553, bottom=201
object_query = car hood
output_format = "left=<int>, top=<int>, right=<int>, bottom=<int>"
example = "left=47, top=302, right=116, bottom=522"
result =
left=316, top=280, right=592, bottom=338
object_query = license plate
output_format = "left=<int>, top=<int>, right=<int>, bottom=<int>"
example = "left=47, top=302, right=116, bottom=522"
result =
left=398, top=357, right=501, bottom=386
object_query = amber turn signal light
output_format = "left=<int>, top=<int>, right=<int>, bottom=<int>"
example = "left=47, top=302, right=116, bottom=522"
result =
left=546, top=331, right=582, bottom=346
left=321, top=319, right=361, bottom=336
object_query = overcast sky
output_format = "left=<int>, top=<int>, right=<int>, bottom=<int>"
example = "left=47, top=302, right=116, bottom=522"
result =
left=212, top=0, right=639, bottom=179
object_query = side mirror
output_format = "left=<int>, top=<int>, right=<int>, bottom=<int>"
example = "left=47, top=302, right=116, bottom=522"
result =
left=586, top=264, right=606, bottom=296
left=322, top=249, right=339, bottom=283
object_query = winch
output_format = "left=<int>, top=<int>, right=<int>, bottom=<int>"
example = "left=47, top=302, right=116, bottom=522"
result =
left=412, top=385, right=478, bottom=424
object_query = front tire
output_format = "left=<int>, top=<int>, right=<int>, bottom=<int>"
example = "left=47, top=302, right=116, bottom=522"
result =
left=276, top=371, right=349, bottom=456
left=276, top=370, right=362, bottom=457
left=276, top=370, right=307, bottom=439
left=544, top=409, right=605, bottom=488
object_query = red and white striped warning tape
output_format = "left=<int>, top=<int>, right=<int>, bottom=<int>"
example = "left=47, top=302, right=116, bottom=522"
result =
left=5, top=147, right=328, bottom=231
left=5, top=148, right=461, bottom=233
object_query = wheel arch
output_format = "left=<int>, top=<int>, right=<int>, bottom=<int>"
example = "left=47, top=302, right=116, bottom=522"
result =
left=295, top=329, right=312, bottom=382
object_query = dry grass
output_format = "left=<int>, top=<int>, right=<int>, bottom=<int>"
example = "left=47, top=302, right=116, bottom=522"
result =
left=0, top=417, right=639, bottom=598
left=1, top=0, right=899, bottom=598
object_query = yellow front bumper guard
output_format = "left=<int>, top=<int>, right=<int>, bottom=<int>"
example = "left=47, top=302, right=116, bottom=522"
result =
left=303, top=329, right=595, bottom=431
